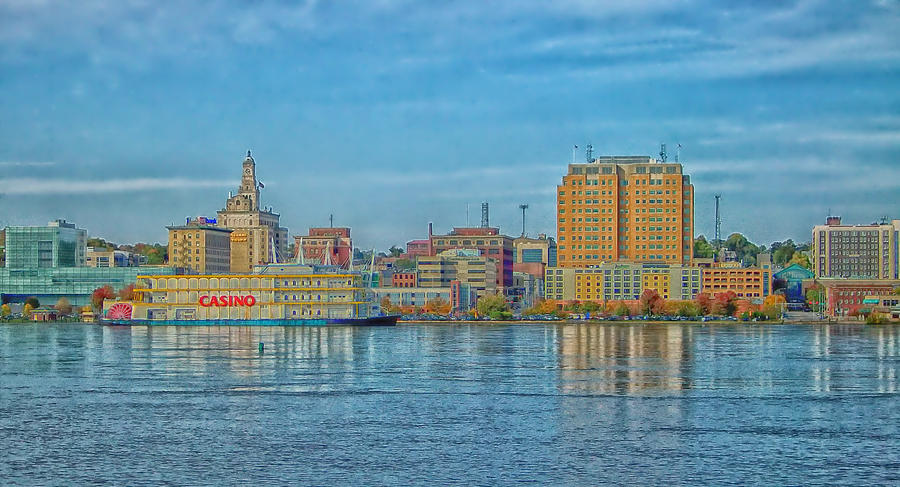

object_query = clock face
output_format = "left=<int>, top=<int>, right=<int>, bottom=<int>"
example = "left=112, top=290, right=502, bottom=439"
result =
left=244, top=167, right=251, bottom=175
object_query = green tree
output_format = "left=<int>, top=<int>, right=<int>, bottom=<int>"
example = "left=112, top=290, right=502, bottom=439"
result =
left=87, top=237, right=116, bottom=250
left=724, top=233, right=762, bottom=266
left=787, top=251, right=811, bottom=269
left=612, top=302, right=631, bottom=317
left=771, top=239, right=798, bottom=268
left=477, top=293, right=509, bottom=317
left=693, top=236, right=715, bottom=259
left=388, top=245, right=404, bottom=258
left=393, top=258, right=415, bottom=271
left=25, top=296, right=40, bottom=309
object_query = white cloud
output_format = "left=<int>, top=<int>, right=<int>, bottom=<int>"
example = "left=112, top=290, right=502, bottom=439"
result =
left=0, top=177, right=233, bottom=195
left=0, top=161, right=55, bottom=167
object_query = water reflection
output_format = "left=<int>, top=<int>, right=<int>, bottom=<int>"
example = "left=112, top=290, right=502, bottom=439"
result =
left=557, top=323, right=693, bottom=395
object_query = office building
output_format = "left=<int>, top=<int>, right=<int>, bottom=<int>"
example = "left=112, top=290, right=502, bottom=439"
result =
left=4, top=220, right=87, bottom=269
left=556, top=155, right=694, bottom=267
left=430, top=227, right=514, bottom=289
left=216, top=151, right=289, bottom=272
left=167, top=218, right=232, bottom=274
left=544, top=263, right=702, bottom=302
left=417, top=248, right=498, bottom=298
left=86, top=248, right=147, bottom=268
left=701, top=267, right=770, bottom=299
left=811, top=216, right=900, bottom=279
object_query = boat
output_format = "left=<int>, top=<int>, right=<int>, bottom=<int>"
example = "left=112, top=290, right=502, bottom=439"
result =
left=99, top=263, right=398, bottom=326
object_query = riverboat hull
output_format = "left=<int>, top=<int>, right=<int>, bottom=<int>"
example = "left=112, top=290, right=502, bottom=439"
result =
left=101, top=315, right=399, bottom=327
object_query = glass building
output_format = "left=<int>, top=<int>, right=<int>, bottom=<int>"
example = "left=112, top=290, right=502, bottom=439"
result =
left=0, top=266, right=179, bottom=307
left=4, top=220, right=87, bottom=268
left=1, top=219, right=181, bottom=307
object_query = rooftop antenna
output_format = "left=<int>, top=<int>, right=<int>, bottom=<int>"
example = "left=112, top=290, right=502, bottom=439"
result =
left=519, top=204, right=529, bottom=237
left=659, top=143, right=667, bottom=163
left=676, top=143, right=682, bottom=163
left=481, top=202, right=489, bottom=228
left=466, top=203, right=470, bottom=227
left=572, top=144, right=578, bottom=164
left=714, top=194, right=722, bottom=261
left=585, top=144, right=593, bottom=163
left=329, top=214, right=333, bottom=228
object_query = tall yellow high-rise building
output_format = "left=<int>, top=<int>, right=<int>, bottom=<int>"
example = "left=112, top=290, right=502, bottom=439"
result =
left=556, top=156, right=693, bottom=268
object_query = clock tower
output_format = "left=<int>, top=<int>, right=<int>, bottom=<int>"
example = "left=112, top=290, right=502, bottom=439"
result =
left=239, top=150, right=259, bottom=211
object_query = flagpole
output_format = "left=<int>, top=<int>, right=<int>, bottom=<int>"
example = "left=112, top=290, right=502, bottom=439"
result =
left=572, top=145, right=578, bottom=164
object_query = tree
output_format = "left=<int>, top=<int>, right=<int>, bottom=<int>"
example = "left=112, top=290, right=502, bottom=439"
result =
left=724, top=233, right=763, bottom=266
left=892, top=286, right=900, bottom=296
left=54, top=297, right=73, bottom=315
left=1, top=304, right=10, bottom=317
left=87, top=237, right=116, bottom=250
left=693, top=235, right=715, bottom=259
left=118, top=284, right=135, bottom=301
left=91, top=285, right=115, bottom=311
left=388, top=245, right=404, bottom=258
left=23, top=303, right=34, bottom=318
left=639, top=289, right=665, bottom=315
left=612, top=302, right=631, bottom=317
left=424, top=297, right=451, bottom=314
left=676, top=301, right=701, bottom=317
left=694, top=293, right=713, bottom=315
left=476, top=293, right=509, bottom=317
left=764, top=294, right=786, bottom=307
left=393, top=258, right=415, bottom=271
left=787, top=251, right=811, bottom=269
left=25, top=296, right=40, bottom=309
left=713, top=291, right=738, bottom=316
left=523, top=299, right=558, bottom=317
left=772, top=239, right=798, bottom=268
left=806, top=285, right=825, bottom=310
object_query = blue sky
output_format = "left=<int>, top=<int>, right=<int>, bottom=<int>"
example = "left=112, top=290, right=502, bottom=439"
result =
left=1, top=0, right=898, bottom=251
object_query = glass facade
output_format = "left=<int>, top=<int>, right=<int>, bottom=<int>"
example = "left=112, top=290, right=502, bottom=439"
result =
left=0, top=266, right=178, bottom=307
left=5, top=220, right=87, bottom=269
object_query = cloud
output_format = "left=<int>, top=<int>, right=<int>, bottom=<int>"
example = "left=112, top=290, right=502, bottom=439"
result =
left=0, top=177, right=233, bottom=195
left=0, top=161, right=55, bottom=167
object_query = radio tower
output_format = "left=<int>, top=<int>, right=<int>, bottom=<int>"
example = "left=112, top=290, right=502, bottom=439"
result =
left=714, top=194, right=722, bottom=261
left=519, top=204, right=529, bottom=237
left=659, top=143, right=667, bottom=162
left=481, top=202, right=489, bottom=228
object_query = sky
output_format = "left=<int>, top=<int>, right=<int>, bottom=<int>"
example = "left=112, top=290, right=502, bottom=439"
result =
left=1, top=0, right=898, bottom=251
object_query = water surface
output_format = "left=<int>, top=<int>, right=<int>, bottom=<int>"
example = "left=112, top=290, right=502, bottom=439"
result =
left=1, top=323, right=897, bottom=485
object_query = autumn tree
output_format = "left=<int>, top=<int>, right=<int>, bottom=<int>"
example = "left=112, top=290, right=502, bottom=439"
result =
left=764, top=294, right=786, bottom=307
left=54, top=297, right=73, bottom=315
left=612, top=302, right=631, bottom=317
left=713, top=291, right=739, bottom=316
left=694, top=293, right=713, bottom=315
left=117, top=284, right=135, bottom=301
left=23, top=303, right=34, bottom=318
left=424, top=297, right=451, bottom=314
left=639, top=289, right=665, bottom=315
left=25, top=296, right=40, bottom=309
left=1, top=304, right=11, bottom=317
left=91, top=285, right=115, bottom=311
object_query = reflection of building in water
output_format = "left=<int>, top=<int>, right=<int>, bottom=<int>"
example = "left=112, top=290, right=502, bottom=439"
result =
left=558, top=324, right=693, bottom=394
left=127, top=325, right=357, bottom=379
left=812, top=324, right=898, bottom=393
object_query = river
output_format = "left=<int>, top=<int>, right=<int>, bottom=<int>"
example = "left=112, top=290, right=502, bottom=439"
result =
left=1, top=322, right=897, bottom=485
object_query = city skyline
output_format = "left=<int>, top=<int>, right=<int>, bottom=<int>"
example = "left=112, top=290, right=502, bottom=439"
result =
left=1, top=1, right=898, bottom=250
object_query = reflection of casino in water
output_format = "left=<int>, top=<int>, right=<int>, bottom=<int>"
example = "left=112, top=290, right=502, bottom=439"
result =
left=558, top=324, right=694, bottom=394
left=124, top=325, right=359, bottom=379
